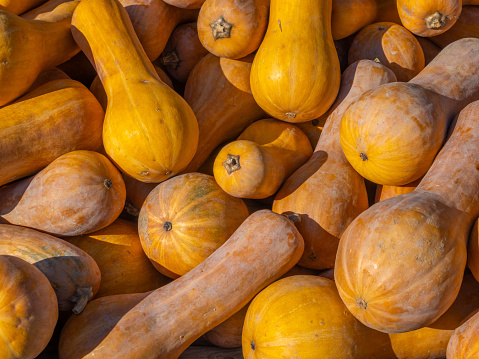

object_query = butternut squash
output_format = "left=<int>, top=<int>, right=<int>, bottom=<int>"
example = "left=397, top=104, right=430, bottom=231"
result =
left=446, top=309, right=479, bottom=358
left=21, top=0, right=78, bottom=20
left=58, top=210, right=304, bottom=359
left=0, top=0, right=48, bottom=14
left=71, top=0, right=199, bottom=183
left=250, top=0, right=340, bottom=122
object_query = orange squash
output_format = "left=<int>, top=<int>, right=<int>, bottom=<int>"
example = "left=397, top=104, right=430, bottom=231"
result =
left=163, top=0, right=205, bottom=9
left=335, top=100, right=479, bottom=333
left=250, top=0, right=340, bottom=122
left=72, top=0, right=199, bottom=183
left=197, top=0, right=269, bottom=59
left=119, top=0, right=199, bottom=61
left=26, top=67, right=70, bottom=91
left=295, top=118, right=327, bottom=149
left=340, top=38, right=479, bottom=186
left=348, top=22, right=425, bottom=81
left=182, top=53, right=266, bottom=173
left=121, top=174, right=157, bottom=211
left=332, top=0, right=378, bottom=40
left=414, top=35, right=441, bottom=65
left=138, top=172, right=249, bottom=278
left=159, top=22, right=209, bottom=83
left=66, top=219, right=170, bottom=298
left=0, top=224, right=101, bottom=313
left=0, top=0, right=48, bottom=14
left=243, top=275, right=395, bottom=358
left=179, top=347, right=242, bottom=358
left=0, top=255, right=58, bottom=359
left=273, top=60, right=396, bottom=269
left=429, top=6, right=479, bottom=48
left=0, top=150, right=126, bottom=236
left=0, top=79, right=103, bottom=187
left=21, top=0, right=78, bottom=19
left=0, top=6, right=79, bottom=105
left=58, top=210, right=304, bottom=359
left=446, top=309, right=479, bottom=358
left=213, top=119, right=313, bottom=199
left=467, top=219, right=479, bottom=282
left=375, top=178, right=420, bottom=203
left=397, top=0, right=462, bottom=36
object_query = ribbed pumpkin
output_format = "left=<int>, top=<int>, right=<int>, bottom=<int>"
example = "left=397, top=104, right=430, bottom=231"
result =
left=71, top=0, right=199, bottom=183
left=138, top=173, right=249, bottom=278
left=250, top=0, right=340, bottom=122
left=0, top=255, right=58, bottom=359
left=348, top=22, right=425, bottom=81
left=340, top=38, right=479, bottom=186
left=213, top=119, right=313, bottom=199
left=335, top=100, right=479, bottom=333
left=242, top=275, right=395, bottom=358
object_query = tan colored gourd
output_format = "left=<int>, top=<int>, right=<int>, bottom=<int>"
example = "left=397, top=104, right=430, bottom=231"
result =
left=335, top=100, right=479, bottom=333
left=0, top=224, right=101, bottom=313
left=0, top=79, right=104, bottom=187
left=273, top=60, right=396, bottom=269
left=250, top=0, right=340, bottom=122
left=58, top=210, right=304, bottom=359
left=197, top=0, right=269, bottom=59
left=0, top=150, right=126, bottom=236
left=182, top=53, right=266, bottom=173
left=0, top=5, right=80, bottom=105
left=340, top=38, right=479, bottom=186
left=71, top=0, right=199, bottom=183
left=0, top=255, right=58, bottom=359
left=213, top=119, right=313, bottom=199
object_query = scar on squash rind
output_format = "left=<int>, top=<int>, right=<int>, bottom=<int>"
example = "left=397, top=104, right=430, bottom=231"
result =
left=356, top=297, right=368, bottom=309
left=424, top=11, right=449, bottom=29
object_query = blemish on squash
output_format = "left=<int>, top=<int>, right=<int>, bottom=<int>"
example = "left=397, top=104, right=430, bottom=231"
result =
left=251, top=341, right=256, bottom=350
left=163, top=222, right=173, bottom=232
left=424, top=10, right=449, bottom=29
left=278, top=19, right=282, bottom=32
left=161, top=50, right=180, bottom=69
left=356, top=297, right=367, bottom=309
left=103, top=179, right=112, bottom=189
left=140, top=170, right=149, bottom=176
left=286, top=112, right=296, bottom=118
left=359, top=152, right=368, bottom=161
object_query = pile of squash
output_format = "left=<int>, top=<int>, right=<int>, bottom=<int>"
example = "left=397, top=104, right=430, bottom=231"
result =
left=0, top=0, right=479, bottom=357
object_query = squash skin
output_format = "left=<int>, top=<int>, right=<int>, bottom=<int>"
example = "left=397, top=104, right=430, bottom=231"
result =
left=0, top=150, right=126, bottom=236
left=250, top=0, right=340, bottom=122
left=0, top=0, right=48, bottom=14
left=0, top=79, right=103, bottom=187
left=138, top=172, right=249, bottom=278
left=72, top=0, right=199, bottom=183
left=0, top=224, right=101, bottom=313
left=21, top=0, right=78, bottom=20
left=375, top=178, right=420, bottom=203
left=66, top=219, right=170, bottom=298
left=58, top=210, right=304, bottom=359
left=122, top=173, right=157, bottom=210
left=163, top=0, right=205, bottom=9
left=159, top=22, right=209, bottom=83
left=467, top=220, right=479, bottom=282
left=242, top=275, right=395, bottom=359
left=340, top=38, right=479, bottom=186
left=179, top=347, right=242, bottom=358
left=446, top=309, right=479, bottom=358
left=429, top=6, right=479, bottom=48
left=335, top=100, right=479, bottom=333
left=397, top=0, right=462, bottom=37
left=0, top=7, right=79, bottom=105
left=414, top=35, right=441, bottom=65
left=273, top=60, right=396, bottom=269
left=213, top=119, right=313, bottom=199
left=0, top=255, right=58, bottom=359
left=348, top=22, right=425, bottom=82
left=182, top=53, right=266, bottom=173
left=197, top=0, right=269, bottom=59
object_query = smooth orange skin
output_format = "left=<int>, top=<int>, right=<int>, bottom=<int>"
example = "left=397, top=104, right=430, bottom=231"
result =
left=446, top=309, right=479, bottom=358
left=397, top=0, right=462, bottom=37
left=0, top=150, right=126, bottom=236
left=158, top=22, right=209, bottom=83
left=467, top=220, right=479, bottom=282
left=375, top=178, right=420, bottom=203
left=58, top=210, right=304, bottom=359
left=66, top=219, right=170, bottom=298
left=243, top=275, right=395, bottom=359
left=0, top=255, right=58, bottom=359
left=0, top=0, right=48, bottom=14
left=138, top=172, right=249, bottom=278
left=340, top=38, right=479, bottom=186
left=250, top=0, right=340, bottom=122
left=0, top=224, right=101, bottom=313
left=429, top=6, right=479, bottom=48
left=182, top=53, right=266, bottom=173
left=296, top=118, right=326, bottom=148
left=26, top=67, right=70, bottom=91
left=197, top=0, right=269, bottom=59
left=348, top=22, right=425, bottom=81
left=214, top=119, right=313, bottom=199
left=0, top=79, right=103, bottom=187
left=21, top=0, right=79, bottom=19
left=72, top=0, right=199, bottom=183
left=273, top=60, right=396, bottom=269
left=336, top=100, right=479, bottom=333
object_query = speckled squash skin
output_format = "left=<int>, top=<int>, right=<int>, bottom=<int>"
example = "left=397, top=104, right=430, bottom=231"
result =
left=397, top=0, right=462, bottom=37
left=71, top=0, right=199, bottom=183
left=273, top=60, right=396, bottom=269
left=250, top=0, right=341, bottom=122
left=340, top=38, right=479, bottom=186
left=0, top=255, right=58, bottom=359
left=446, top=309, right=479, bottom=358
left=58, top=210, right=304, bottom=359
left=138, top=172, right=249, bottom=278
left=335, top=100, right=479, bottom=333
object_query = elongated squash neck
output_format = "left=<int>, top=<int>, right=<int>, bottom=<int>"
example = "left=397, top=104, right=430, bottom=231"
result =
left=71, top=0, right=158, bottom=96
